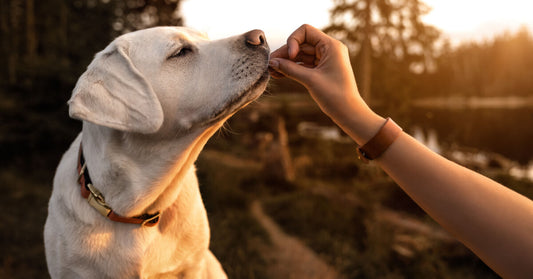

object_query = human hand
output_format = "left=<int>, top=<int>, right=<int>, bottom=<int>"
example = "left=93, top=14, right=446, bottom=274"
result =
left=269, top=24, right=383, bottom=144
left=269, top=24, right=366, bottom=122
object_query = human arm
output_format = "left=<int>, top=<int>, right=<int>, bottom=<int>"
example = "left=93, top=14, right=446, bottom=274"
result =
left=269, top=24, right=533, bottom=279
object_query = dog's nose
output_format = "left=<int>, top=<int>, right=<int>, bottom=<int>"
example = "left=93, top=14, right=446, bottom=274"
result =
left=245, top=29, right=266, bottom=47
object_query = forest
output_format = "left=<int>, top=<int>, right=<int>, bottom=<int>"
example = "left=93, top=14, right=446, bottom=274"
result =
left=1, top=0, right=532, bottom=278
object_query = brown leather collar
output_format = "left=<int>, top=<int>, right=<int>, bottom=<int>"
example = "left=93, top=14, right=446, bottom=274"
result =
left=77, top=144, right=160, bottom=227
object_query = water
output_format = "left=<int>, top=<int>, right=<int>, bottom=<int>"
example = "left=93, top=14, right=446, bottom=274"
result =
left=258, top=94, right=533, bottom=179
left=403, top=106, right=533, bottom=180
left=405, top=106, right=533, bottom=164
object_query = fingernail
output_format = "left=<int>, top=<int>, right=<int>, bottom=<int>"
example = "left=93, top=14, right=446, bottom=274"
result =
left=269, top=59, right=279, bottom=69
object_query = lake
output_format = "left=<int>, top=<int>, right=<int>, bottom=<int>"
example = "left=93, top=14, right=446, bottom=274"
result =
left=253, top=94, right=533, bottom=179
left=388, top=104, right=533, bottom=181
left=404, top=106, right=533, bottom=164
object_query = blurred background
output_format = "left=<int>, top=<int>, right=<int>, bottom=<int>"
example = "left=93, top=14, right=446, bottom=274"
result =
left=1, top=0, right=533, bottom=278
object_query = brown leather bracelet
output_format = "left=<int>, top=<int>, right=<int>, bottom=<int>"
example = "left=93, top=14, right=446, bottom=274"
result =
left=357, top=118, right=402, bottom=163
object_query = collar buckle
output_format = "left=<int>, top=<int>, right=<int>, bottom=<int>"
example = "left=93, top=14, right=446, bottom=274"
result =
left=78, top=143, right=160, bottom=227
left=86, top=183, right=112, bottom=217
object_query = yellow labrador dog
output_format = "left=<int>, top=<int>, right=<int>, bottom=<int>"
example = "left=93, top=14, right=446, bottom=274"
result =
left=44, top=26, right=269, bottom=278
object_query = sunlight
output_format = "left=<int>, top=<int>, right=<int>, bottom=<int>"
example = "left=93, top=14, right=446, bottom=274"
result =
left=423, top=0, right=533, bottom=42
left=509, top=164, right=533, bottom=181
left=181, top=0, right=333, bottom=49
left=181, top=0, right=533, bottom=49
left=83, top=231, right=113, bottom=251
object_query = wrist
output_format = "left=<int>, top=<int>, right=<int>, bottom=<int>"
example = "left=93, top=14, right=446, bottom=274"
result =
left=333, top=100, right=385, bottom=146
left=356, top=118, right=403, bottom=162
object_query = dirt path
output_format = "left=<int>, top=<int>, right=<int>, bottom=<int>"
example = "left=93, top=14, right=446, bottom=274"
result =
left=250, top=200, right=341, bottom=279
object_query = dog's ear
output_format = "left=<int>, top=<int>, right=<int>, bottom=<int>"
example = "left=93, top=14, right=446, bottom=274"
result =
left=68, top=41, right=164, bottom=134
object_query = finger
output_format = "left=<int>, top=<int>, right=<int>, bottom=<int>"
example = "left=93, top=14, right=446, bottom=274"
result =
left=269, top=69, right=285, bottom=79
left=299, top=44, right=316, bottom=55
left=268, top=58, right=312, bottom=85
left=268, top=62, right=286, bottom=79
left=269, top=52, right=315, bottom=78
left=287, top=24, right=328, bottom=59
left=272, top=44, right=316, bottom=64
left=294, top=53, right=317, bottom=67
left=270, top=44, right=290, bottom=59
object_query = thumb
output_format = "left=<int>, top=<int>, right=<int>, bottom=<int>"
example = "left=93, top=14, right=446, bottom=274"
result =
left=269, top=58, right=313, bottom=85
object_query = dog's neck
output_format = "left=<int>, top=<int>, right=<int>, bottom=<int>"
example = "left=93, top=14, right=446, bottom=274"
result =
left=80, top=121, right=224, bottom=218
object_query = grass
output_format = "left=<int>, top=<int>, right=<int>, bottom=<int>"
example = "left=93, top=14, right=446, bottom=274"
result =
left=0, top=168, right=50, bottom=279
left=2, top=93, right=525, bottom=278
left=196, top=152, right=271, bottom=279
left=261, top=179, right=501, bottom=279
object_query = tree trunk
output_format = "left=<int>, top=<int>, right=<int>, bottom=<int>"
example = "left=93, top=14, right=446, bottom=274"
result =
left=358, top=0, right=373, bottom=103
left=25, top=0, right=36, bottom=61
left=277, top=116, right=295, bottom=182
left=0, top=0, right=10, bottom=83
left=8, top=0, right=23, bottom=85
left=359, top=36, right=372, bottom=102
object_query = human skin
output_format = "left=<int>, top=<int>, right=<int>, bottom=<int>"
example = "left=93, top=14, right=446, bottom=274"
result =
left=269, top=24, right=533, bottom=279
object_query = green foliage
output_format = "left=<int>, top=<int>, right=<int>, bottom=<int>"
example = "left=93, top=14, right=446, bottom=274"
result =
left=0, top=1, right=186, bottom=277
left=1, top=1, right=530, bottom=278
left=291, top=0, right=533, bottom=104
left=324, top=0, right=441, bottom=102
left=434, top=27, right=533, bottom=98
left=0, top=0, right=184, bottom=172
left=326, top=0, right=439, bottom=63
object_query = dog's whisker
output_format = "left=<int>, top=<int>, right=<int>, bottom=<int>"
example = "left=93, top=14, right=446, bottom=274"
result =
left=217, top=121, right=237, bottom=137
left=46, top=26, right=269, bottom=278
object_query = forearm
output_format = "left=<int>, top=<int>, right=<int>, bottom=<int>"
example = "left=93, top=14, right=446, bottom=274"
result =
left=333, top=100, right=533, bottom=277
left=376, top=126, right=533, bottom=278
left=270, top=23, right=533, bottom=277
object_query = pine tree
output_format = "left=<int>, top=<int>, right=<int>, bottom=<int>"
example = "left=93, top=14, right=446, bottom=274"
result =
left=324, top=0, right=440, bottom=102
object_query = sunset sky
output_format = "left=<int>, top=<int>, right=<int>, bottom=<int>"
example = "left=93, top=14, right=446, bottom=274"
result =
left=181, top=0, right=533, bottom=49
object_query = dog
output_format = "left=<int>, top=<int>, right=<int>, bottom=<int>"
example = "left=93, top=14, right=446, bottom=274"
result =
left=44, top=26, right=270, bottom=278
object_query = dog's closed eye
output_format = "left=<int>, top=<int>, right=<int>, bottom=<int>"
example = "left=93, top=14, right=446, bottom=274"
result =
left=168, top=46, right=194, bottom=59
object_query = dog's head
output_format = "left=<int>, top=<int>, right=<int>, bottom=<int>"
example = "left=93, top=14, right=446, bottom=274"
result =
left=68, top=26, right=270, bottom=134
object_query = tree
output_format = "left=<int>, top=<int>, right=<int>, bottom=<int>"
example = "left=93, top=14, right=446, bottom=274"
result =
left=0, top=0, right=185, bottom=171
left=112, top=0, right=183, bottom=35
left=324, top=0, right=440, bottom=103
left=0, top=0, right=184, bottom=87
left=436, top=27, right=533, bottom=98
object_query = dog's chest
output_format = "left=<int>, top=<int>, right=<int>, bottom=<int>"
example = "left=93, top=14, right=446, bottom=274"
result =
left=140, top=216, right=210, bottom=277
left=86, top=226, right=207, bottom=278
left=125, top=205, right=211, bottom=277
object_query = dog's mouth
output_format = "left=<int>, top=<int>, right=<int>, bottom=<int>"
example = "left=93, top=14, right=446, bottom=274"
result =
left=201, top=68, right=270, bottom=127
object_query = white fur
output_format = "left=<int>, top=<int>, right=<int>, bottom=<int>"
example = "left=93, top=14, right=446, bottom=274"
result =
left=44, top=26, right=269, bottom=278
